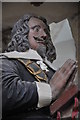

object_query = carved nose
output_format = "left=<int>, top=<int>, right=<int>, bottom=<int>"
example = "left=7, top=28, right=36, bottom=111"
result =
left=41, top=35, right=47, bottom=40
left=41, top=31, right=47, bottom=40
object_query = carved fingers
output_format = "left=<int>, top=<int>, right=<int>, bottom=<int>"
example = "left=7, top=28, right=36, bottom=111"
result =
left=50, top=59, right=77, bottom=100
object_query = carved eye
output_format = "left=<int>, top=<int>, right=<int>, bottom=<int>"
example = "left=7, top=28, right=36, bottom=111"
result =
left=31, top=25, right=40, bottom=32
left=35, top=27, right=40, bottom=32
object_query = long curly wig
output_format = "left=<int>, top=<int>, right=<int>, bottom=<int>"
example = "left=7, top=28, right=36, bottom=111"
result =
left=6, top=14, right=56, bottom=63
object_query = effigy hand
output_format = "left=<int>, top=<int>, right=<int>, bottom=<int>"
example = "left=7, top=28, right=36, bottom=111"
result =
left=49, top=59, right=77, bottom=100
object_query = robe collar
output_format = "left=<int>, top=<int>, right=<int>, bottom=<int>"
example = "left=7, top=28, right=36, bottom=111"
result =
left=0, top=49, right=56, bottom=70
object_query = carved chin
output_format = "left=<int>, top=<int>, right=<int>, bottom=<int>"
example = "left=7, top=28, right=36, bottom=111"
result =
left=36, top=44, right=46, bottom=59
